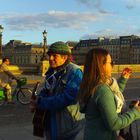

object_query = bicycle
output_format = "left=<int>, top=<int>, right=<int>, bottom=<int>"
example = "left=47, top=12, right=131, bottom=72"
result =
left=0, top=77, right=32, bottom=106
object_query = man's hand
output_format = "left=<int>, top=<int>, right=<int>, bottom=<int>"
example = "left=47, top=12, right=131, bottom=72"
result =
left=29, top=99, right=37, bottom=113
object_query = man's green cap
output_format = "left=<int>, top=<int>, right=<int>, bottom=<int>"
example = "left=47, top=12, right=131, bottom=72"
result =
left=47, top=41, right=71, bottom=55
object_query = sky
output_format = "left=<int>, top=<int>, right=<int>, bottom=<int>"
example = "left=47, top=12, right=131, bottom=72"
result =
left=0, top=0, right=140, bottom=45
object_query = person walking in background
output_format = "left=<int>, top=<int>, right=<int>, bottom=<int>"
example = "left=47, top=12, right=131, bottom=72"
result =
left=78, top=48, right=140, bottom=140
left=0, top=58, right=18, bottom=103
left=30, top=41, right=84, bottom=140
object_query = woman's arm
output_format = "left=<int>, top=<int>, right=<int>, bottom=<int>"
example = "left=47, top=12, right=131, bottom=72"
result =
left=96, top=85, right=140, bottom=131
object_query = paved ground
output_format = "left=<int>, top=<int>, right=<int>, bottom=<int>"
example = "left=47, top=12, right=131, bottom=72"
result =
left=0, top=75, right=140, bottom=140
left=0, top=125, right=43, bottom=140
left=0, top=102, right=44, bottom=140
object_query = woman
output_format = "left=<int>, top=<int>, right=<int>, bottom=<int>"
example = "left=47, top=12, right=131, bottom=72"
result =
left=78, top=48, right=140, bottom=140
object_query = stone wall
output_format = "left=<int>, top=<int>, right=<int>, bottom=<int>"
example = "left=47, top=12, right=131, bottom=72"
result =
left=8, top=64, right=140, bottom=76
left=112, top=64, right=140, bottom=73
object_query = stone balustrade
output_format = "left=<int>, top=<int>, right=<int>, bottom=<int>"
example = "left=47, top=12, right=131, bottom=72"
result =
left=8, top=64, right=140, bottom=77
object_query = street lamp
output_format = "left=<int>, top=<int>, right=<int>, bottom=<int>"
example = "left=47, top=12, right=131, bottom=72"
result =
left=42, top=30, right=47, bottom=60
left=0, top=25, right=4, bottom=60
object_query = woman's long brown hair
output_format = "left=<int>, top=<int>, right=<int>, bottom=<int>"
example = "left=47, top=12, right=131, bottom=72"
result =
left=78, top=48, right=109, bottom=105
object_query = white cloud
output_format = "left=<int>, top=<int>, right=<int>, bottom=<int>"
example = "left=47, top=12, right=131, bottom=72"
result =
left=0, top=11, right=110, bottom=31
left=76, top=0, right=101, bottom=7
left=81, top=26, right=140, bottom=40
left=122, top=0, right=140, bottom=9
left=77, top=0, right=140, bottom=10
left=81, top=28, right=115, bottom=39
left=76, top=0, right=112, bottom=14
left=124, top=0, right=140, bottom=3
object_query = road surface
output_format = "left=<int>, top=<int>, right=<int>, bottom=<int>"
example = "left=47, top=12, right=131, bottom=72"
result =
left=0, top=78, right=140, bottom=140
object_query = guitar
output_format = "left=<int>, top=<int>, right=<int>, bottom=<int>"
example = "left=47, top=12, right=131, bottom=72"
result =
left=31, top=82, right=46, bottom=137
left=32, top=70, right=65, bottom=137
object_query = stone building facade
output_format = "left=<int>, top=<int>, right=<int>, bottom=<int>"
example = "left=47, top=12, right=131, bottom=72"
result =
left=3, top=35, right=140, bottom=67
left=72, top=35, right=140, bottom=65
left=2, top=40, right=47, bottom=66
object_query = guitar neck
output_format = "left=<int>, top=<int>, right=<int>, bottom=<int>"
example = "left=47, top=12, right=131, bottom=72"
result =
left=32, top=82, right=40, bottom=99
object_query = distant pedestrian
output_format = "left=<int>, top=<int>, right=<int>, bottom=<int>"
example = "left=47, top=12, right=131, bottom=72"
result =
left=78, top=48, right=140, bottom=140
left=30, top=41, right=84, bottom=140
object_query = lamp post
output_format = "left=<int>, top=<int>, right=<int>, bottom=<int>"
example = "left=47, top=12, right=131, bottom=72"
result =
left=40, top=30, right=49, bottom=76
left=42, top=30, right=47, bottom=60
left=0, top=25, right=4, bottom=61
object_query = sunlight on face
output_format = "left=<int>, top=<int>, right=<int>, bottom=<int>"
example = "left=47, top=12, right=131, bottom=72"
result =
left=5, top=59, right=10, bottom=65
left=103, top=54, right=113, bottom=77
left=48, top=54, right=68, bottom=68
